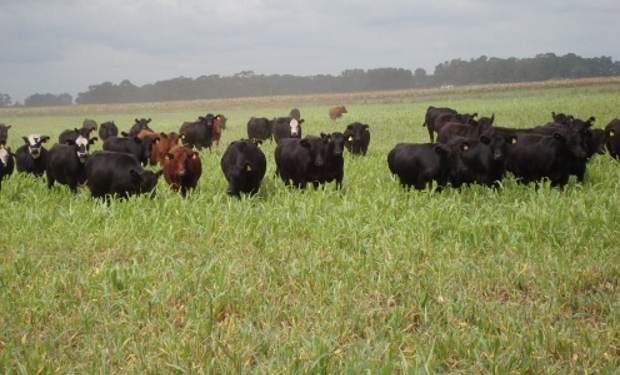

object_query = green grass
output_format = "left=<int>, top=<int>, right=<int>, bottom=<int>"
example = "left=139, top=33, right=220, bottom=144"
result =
left=1, top=80, right=620, bottom=374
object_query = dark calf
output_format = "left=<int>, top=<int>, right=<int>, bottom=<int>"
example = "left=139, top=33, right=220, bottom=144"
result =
left=220, top=139, right=267, bottom=197
left=86, top=151, right=162, bottom=200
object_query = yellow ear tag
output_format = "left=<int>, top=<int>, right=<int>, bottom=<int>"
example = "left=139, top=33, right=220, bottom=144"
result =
left=463, top=144, right=468, bottom=151
left=192, top=153, right=198, bottom=159
left=512, top=138, right=517, bottom=144
left=348, top=136, right=353, bottom=141
left=610, top=131, right=615, bottom=137
left=164, top=154, right=170, bottom=160
left=246, top=164, right=252, bottom=172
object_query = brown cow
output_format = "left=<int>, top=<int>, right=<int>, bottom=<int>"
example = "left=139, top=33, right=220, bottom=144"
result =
left=212, top=115, right=223, bottom=148
left=137, top=130, right=181, bottom=166
left=329, top=106, right=348, bottom=120
left=163, top=146, right=202, bottom=196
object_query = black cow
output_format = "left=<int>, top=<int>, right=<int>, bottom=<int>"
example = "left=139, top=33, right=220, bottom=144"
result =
left=289, top=108, right=301, bottom=121
left=605, top=119, right=620, bottom=159
left=0, top=145, right=15, bottom=191
left=247, top=117, right=273, bottom=143
left=58, top=127, right=93, bottom=144
left=275, top=136, right=328, bottom=189
left=273, top=117, right=303, bottom=144
left=179, top=114, right=215, bottom=151
left=125, top=118, right=153, bottom=137
left=449, top=130, right=516, bottom=188
left=506, top=132, right=586, bottom=188
left=321, top=132, right=346, bottom=189
left=85, top=151, right=163, bottom=200
left=46, top=136, right=98, bottom=193
left=0, top=124, right=12, bottom=144
left=82, top=119, right=98, bottom=132
left=343, top=122, right=370, bottom=156
left=15, top=134, right=50, bottom=177
left=98, top=121, right=118, bottom=141
left=387, top=142, right=466, bottom=191
left=102, top=136, right=154, bottom=166
left=422, top=106, right=456, bottom=141
left=220, top=139, right=267, bottom=197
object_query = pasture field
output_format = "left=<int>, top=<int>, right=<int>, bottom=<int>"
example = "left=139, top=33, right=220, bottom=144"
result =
left=1, top=79, right=620, bottom=374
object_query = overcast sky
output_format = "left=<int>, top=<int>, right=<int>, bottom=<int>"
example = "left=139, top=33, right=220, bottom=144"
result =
left=1, top=0, right=619, bottom=103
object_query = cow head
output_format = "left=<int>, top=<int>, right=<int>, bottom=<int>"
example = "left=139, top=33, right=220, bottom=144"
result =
left=322, top=132, right=345, bottom=157
left=67, top=135, right=97, bottom=162
left=0, top=124, right=12, bottom=140
left=300, top=136, right=327, bottom=167
left=289, top=118, right=304, bottom=137
left=130, top=168, right=163, bottom=198
left=23, top=134, right=50, bottom=159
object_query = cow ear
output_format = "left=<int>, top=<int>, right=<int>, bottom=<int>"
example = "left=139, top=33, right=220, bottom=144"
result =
left=65, top=139, right=76, bottom=146
left=461, top=142, right=469, bottom=151
left=191, top=152, right=199, bottom=160
left=133, top=137, right=142, bottom=144
left=300, top=139, right=311, bottom=148
left=41, top=136, right=50, bottom=143
left=180, top=133, right=186, bottom=139
left=255, top=140, right=263, bottom=148
left=22, top=136, right=29, bottom=144
left=480, top=135, right=490, bottom=145
left=608, top=130, right=615, bottom=137
left=153, top=137, right=160, bottom=144
left=299, top=119, right=305, bottom=124
left=164, top=153, right=173, bottom=161
left=121, top=131, right=129, bottom=137
left=246, top=163, right=252, bottom=172
left=156, top=169, right=164, bottom=177
left=509, top=136, right=517, bottom=144
left=363, top=124, right=369, bottom=130
left=74, top=128, right=80, bottom=132
left=90, top=137, right=98, bottom=144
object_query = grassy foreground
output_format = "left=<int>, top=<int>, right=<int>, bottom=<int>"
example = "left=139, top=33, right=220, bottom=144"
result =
left=1, top=80, right=620, bottom=374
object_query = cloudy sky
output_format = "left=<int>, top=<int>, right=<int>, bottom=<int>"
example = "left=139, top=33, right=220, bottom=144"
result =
left=1, top=0, right=619, bottom=103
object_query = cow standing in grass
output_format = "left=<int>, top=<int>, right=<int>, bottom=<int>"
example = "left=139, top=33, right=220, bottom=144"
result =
left=221, top=139, right=267, bottom=197
left=15, top=134, right=50, bottom=177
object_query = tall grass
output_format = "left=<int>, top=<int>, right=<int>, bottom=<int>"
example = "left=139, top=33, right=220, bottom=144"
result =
left=1, top=79, right=619, bottom=374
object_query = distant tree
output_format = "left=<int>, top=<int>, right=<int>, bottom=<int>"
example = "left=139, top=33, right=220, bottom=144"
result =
left=0, top=94, right=11, bottom=108
left=24, top=93, right=73, bottom=107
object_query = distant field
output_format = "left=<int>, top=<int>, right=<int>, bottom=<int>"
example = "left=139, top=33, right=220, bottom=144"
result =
left=1, top=78, right=620, bottom=374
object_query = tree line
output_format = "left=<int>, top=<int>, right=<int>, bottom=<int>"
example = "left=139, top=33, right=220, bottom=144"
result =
left=2, top=53, right=619, bottom=107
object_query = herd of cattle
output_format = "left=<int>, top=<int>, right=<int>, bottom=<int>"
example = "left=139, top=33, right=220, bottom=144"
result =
left=389, top=107, right=620, bottom=190
left=0, top=103, right=619, bottom=199
left=0, top=106, right=371, bottom=199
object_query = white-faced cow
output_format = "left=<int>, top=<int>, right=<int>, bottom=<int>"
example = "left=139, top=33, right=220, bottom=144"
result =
left=15, top=134, right=51, bottom=177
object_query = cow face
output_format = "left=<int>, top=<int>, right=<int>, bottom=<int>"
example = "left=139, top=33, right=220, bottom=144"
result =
left=289, top=118, right=303, bottom=137
left=300, top=136, right=328, bottom=167
left=69, top=136, right=98, bottom=162
left=480, top=133, right=515, bottom=161
left=0, top=124, right=11, bottom=140
left=130, top=169, right=163, bottom=198
left=323, top=132, right=345, bottom=157
left=23, top=134, right=50, bottom=159
left=553, top=132, right=587, bottom=159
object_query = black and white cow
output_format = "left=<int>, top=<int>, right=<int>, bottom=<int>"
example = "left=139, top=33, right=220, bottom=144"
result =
left=273, top=117, right=303, bottom=144
left=15, top=134, right=51, bottom=177
left=0, top=144, right=15, bottom=192
left=46, top=135, right=98, bottom=193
